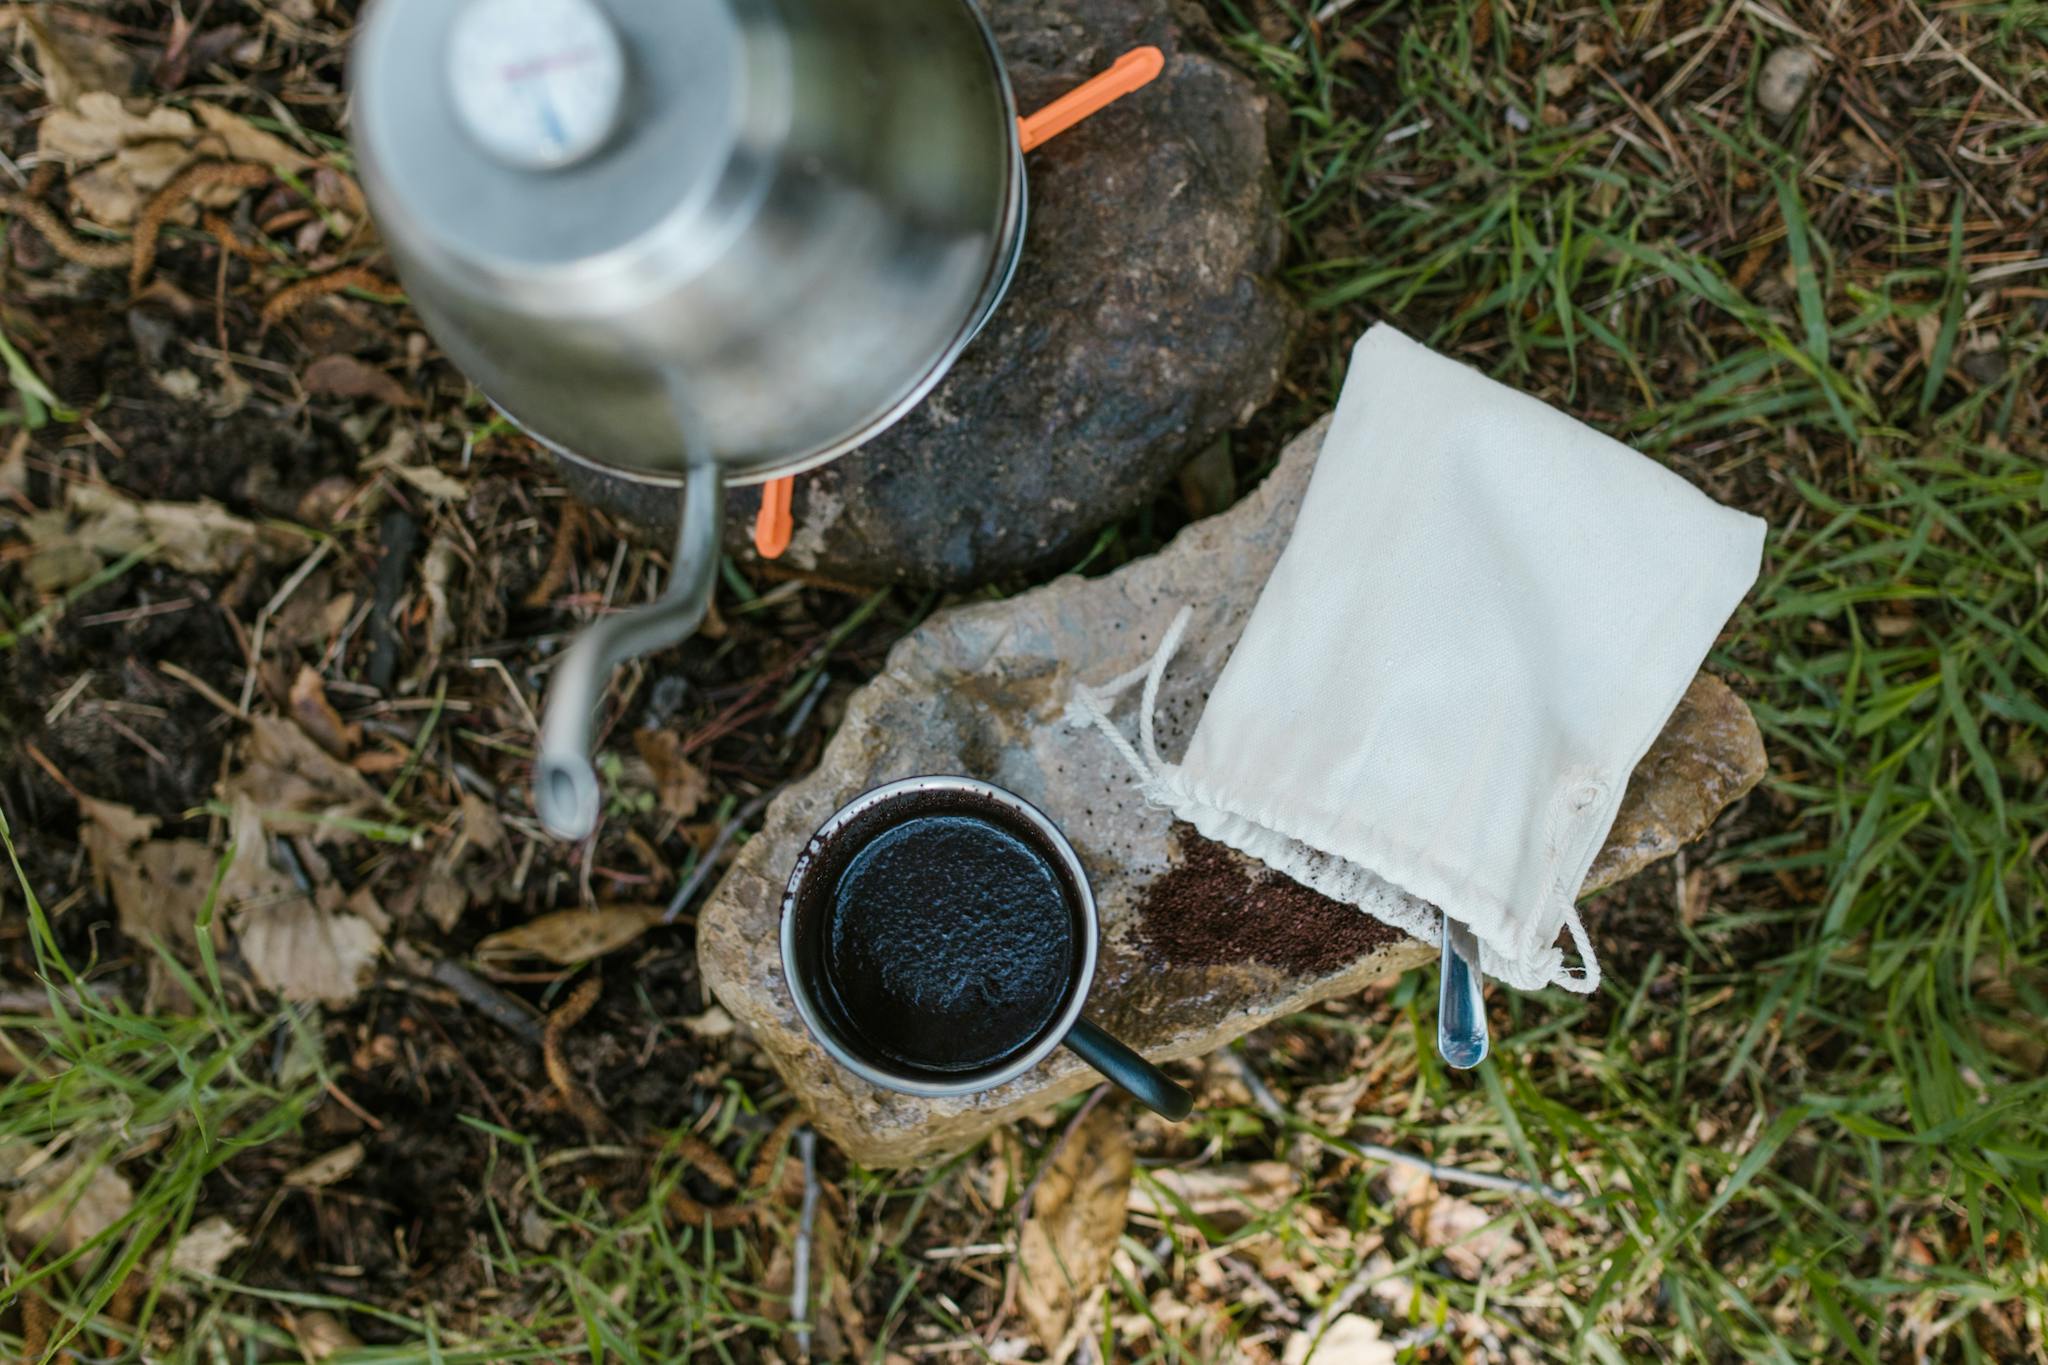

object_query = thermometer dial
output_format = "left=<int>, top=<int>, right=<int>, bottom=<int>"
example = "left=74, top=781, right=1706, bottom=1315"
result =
left=447, top=0, right=627, bottom=172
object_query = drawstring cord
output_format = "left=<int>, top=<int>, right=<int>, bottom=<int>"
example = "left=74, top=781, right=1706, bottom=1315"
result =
left=1063, top=605, right=1193, bottom=804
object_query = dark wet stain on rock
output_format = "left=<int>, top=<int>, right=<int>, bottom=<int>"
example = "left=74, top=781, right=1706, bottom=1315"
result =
left=1136, top=827, right=1402, bottom=977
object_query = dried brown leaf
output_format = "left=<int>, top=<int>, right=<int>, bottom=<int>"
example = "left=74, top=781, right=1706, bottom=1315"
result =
left=77, top=796, right=225, bottom=960
left=1382, top=1163, right=1525, bottom=1281
left=190, top=100, right=318, bottom=172
left=5, top=1158, right=133, bottom=1255
left=222, top=715, right=382, bottom=833
left=420, top=868, right=470, bottom=933
left=1018, top=1102, right=1134, bottom=1358
left=302, top=354, right=419, bottom=408
left=165, top=1215, right=248, bottom=1277
left=634, top=729, right=711, bottom=820
left=220, top=798, right=382, bottom=1005
left=1127, top=1161, right=1299, bottom=1221
left=288, top=666, right=358, bottom=759
left=287, top=1310, right=364, bottom=1361
left=22, top=13, right=135, bottom=109
left=66, top=482, right=285, bottom=575
left=40, top=91, right=196, bottom=164
left=284, top=1141, right=365, bottom=1189
left=1282, top=1313, right=1397, bottom=1365
left=391, top=463, right=470, bottom=504
left=475, top=905, right=665, bottom=968
left=460, top=791, right=507, bottom=855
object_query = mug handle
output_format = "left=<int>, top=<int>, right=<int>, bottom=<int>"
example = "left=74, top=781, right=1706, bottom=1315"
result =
left=1065, top=1020, right=1193, bottom=1121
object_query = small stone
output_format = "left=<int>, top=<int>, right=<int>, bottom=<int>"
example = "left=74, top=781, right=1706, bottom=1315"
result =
left=1759, top=45, right=1822, bottom=116
left=696, top=417, right=1768, bottom=1166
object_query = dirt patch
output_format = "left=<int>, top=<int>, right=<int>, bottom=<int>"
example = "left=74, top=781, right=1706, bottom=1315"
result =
left=1135, top=827, right=1403, bottom=976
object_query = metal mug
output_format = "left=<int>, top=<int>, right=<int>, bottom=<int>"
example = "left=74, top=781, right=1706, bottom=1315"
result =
left=349, top=0, right=1026, bottom=839
left=780, top=777, right=1193, bottom=1120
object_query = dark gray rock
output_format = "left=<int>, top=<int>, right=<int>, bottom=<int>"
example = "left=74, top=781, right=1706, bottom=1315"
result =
left=560, top=0, right=1299, bottom=589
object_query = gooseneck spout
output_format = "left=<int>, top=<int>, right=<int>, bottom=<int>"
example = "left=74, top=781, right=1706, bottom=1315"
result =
left=535, top=460, right=725, bottom=840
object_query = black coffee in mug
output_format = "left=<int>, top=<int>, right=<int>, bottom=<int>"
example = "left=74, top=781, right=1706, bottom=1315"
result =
left=823, top=812, right=1076, bottom=1073
left=782, top=776, right=1193, bottom=1121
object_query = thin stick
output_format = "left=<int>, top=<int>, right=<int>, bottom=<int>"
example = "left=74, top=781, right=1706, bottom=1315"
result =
left=792, top=1128, right=820, bottom=1358
left=238, top=541, right=333, bottom=714
left=429, top=957, right=543, bottom=1044
left=664, top=789, right=777, bottom=923
left=159, top=660, right=241, bottom=719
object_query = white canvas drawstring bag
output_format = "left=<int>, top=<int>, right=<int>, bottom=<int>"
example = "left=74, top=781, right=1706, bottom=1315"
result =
left=1069, top=325, right=1767, bottom=993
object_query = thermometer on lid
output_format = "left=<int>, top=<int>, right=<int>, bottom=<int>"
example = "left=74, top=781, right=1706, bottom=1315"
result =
left=447, top=0, right=627, bottom=171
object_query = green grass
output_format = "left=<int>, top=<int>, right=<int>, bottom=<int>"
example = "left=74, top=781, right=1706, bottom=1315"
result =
left=5, top=0, right=2047, bottom=1360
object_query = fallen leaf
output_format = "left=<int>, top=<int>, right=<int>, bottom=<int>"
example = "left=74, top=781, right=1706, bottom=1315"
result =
left=284, top=1141, right=366, bottom=1189
left=66, top=482, right=286, bottom=576
left=420, top=868, right=469, bottom=933
left=224, top=799, right=382, bottom=1005
left=1382, top=1163, right=1526, bottom=1281
left=40, top=91, right=197, bottom=164
left=1282, top=1313, right=1396, bottom=1365
left=222, top=715, right=383, bottom=835
left=5, top=1158, right=133, bottom=1255
left=77, top=796, right=225, bottom=960
left=166, top=1215, right=248, bottom=1276
left=681, top=1005, right=736, bottom=1040
left=1541, top=62, right=1582, bottom=97
left=391, top=463, right=470, bottom=504
left=1128, top=1162, right=1299, bottom=1221
left=634, top=729, right=710, bottom=820
left=475, top=905, right=666, bottom=968
left=1, top=432, right=27, bottom=496
left=1017, top=1102, right=1134, bottom=1359
left=21, top=13, right=135, bottom=109
left=302, top=354, right=418, bottom=408
left=460, top=792, right=506, bottom=855
left=190, top=100, right=318, bottom=173
left=287, top=1309, right=363, bottom=1360
left=288, top=666, right=358, bottom=759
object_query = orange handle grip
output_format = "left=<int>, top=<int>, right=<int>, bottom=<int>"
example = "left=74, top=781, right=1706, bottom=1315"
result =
left=1018, top=46, right=1166, bottom=153
left=754, top=476, right=794, bottom=559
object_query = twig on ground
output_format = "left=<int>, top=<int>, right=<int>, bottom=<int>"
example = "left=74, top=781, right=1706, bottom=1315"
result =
left=664, top=788, right=778, bottom=923
left=792, top=1127, right=821, bottom=1358
left=427, top=956, right=543, bottom=1045
left=158, top=660, right=241, bottom=719
left=237, top=540, right=334, bottom=714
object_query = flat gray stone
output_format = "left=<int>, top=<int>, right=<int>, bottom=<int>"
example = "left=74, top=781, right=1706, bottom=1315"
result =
left=698, top=417, right=1768, bottom=1166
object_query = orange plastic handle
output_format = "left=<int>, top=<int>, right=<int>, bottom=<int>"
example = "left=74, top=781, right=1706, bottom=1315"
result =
left=1018, top=46, right=1166, bottom=153
left=754, top=476, right=794, bottom=559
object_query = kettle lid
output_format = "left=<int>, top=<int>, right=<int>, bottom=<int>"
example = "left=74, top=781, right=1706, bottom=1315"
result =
left=351, top=0, right=750, bottom=294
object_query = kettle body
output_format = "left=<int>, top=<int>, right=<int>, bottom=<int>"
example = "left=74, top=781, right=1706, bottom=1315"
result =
left=350, top=0, right=1026, bottom=484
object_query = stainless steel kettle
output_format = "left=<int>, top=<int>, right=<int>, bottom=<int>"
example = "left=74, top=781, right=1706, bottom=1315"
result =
left=350, top=0, right=1027, bottom=839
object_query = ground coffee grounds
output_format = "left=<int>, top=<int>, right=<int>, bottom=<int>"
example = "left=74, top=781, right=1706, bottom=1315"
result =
left=1135, top=828, right=1403, bottom=976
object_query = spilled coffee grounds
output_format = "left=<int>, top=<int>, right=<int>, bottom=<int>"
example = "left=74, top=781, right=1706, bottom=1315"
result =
left=1135, top=828, right=1402, bottom=976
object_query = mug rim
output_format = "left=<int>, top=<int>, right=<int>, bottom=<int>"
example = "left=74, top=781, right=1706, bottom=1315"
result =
left=779, top=775, right=1099, bottom=1098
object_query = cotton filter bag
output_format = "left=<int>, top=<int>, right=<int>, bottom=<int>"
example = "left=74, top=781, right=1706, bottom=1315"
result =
left=1069, top=324, right=1767, bottom=993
